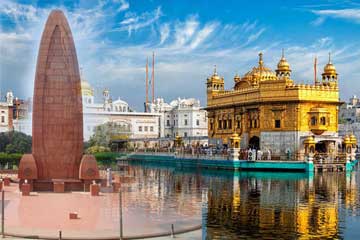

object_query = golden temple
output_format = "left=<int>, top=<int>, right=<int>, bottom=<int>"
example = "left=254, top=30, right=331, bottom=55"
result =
left=206, top=51, right=341, bottom=159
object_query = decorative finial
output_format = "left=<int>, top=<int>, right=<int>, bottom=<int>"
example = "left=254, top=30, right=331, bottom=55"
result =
left=328, top=52, right=332, bottom=64
left=258, top=52, right=264, bottom=67
left=282, top=48, right=285, bottom=58
left=214, top=65, right=217, bottom=75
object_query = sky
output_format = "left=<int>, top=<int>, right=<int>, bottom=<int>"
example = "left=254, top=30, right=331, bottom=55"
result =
left=0, top=0, right=360, bottom=111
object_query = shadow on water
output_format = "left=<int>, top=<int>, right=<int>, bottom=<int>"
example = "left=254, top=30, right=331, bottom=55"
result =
left=114, top=160, right=360, bottom=239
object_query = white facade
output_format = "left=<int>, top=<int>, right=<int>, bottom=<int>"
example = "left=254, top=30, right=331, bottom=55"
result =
left=81, top=79, right=160, bottom=141
left=339, top=95, right=360, bottom=123
left=338, top=95, right=360, bottom=144
left=150, top=97, right=208, bottom=144
left=0, top=91, right=14, bottom=132
left=0, top=103, right=11, bottom=132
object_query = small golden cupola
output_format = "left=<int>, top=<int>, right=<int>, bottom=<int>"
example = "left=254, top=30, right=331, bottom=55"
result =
left=322, top=53, right=338, bottom=86
left=207, top=65, right=224, bottom=93
left=240, top=52, right=277, bottom=86
left=234, top=73, right=241, bottom=83
left=276, top=49, right=291, bottom=78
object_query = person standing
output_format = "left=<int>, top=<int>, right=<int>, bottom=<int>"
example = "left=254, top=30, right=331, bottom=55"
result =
left=267, top=149, right=271, bottom=161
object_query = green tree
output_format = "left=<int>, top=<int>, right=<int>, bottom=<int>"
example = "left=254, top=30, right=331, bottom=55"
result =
left=88, top=122, right=130, bottom=148
left=0, top=131, right=32, bottom=153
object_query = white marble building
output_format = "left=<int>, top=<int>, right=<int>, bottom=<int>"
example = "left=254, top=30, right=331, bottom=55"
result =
left=338, top=96, right=360, bottom=145
left=339, top=95, right=360, bottom=123
left=81, top=78, right=161, bottom=142
left=0, top=91, right=14, bottom=132
left=150, top=97, right=208, bottom=145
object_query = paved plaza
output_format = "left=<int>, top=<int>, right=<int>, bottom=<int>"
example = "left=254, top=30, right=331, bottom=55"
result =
left=1, top=183, right=201, bottom=239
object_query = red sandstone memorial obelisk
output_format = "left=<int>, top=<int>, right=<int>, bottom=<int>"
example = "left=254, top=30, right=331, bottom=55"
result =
left=18, top=10, right=99, bottom=192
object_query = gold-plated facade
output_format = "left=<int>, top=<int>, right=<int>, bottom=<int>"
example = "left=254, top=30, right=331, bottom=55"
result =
left=206, top=52, right=341, bottom=158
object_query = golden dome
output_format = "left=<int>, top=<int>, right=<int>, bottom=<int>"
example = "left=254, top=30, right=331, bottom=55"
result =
left=81, top=78, right=94, bottom=96
left=231, top=133, right=239, bottom=138
left=241, top=53, right=277, bottom=84
left=277, top=49, right=291, bottom=72
left=208, top=65, right=224, bottom=82
left=234, top=73, right=241, bottom=82
left=323, top=53, right=337, bottom=75
left=324, top=62, right=336, bottom=74
left=304, top=136, right=316, bottom=144
left=350, top=134, right=357, bottom=145
left=343, top=135, right=351, bottom=144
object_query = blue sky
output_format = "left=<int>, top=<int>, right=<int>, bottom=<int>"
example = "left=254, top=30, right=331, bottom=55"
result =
left=1, top=0, right=360, bottom=110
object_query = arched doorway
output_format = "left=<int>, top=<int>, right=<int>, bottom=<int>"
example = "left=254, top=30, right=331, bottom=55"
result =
left=315, top=141, right=326, bottom=153
left=249, top=136, right=260, bottom=150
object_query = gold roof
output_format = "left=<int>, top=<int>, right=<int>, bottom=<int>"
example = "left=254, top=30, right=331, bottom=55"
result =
left=350, top=134, right=357, bottom=144
left=81, top=78, right=94, bottom=96
left=241, top=53, right=277, bottom=83
left=323, top=53, right=337, bottom=75
left=343, top=135, right=351, bottom=144
left=304, top=136, right=316, bottom=144
left=234, top=73, right=241, bottom=82
left=207, top=65, right=224, bottom=82
left=277, top=49, right=291, bottom=72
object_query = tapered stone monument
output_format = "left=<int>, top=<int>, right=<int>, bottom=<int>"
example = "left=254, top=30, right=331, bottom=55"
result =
left=18, top=10, right=99, bottom=191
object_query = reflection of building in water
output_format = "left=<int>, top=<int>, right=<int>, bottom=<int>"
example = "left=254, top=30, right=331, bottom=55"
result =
left=124, top=165, right=204, bottom=216
left=345, top=172, right=357, bottom=211
left=206, top=52, right=342, bottom=158
left=204, top=173, right=355, bottom=239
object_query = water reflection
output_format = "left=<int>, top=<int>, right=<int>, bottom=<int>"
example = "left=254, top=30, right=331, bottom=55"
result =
left=124, top=162, right=359, bottom=239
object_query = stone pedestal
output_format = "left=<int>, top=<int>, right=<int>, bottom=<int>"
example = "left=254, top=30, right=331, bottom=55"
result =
left=79, top=155, right=100, bottom=182
left=3, top=178, right=10, bottom=186
left=90, top=184, right=100, bottom=196
left=53, top=182, right=65, bottom=193
left=229, top=148, right=240, bottom=160
left=21, top=183, right=31, bottom=196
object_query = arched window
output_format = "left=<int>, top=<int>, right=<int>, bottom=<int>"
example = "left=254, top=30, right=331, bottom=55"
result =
left=320, top=117, right=326, bottom=125
left=123, top=106, right=126, bottom=112
left=311, top=116, right=317, bottom=126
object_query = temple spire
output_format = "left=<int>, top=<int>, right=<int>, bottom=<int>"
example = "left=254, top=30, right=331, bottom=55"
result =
left=314, top=56, right=318, bottom=85
left=258, top=52, right=264, bottom=67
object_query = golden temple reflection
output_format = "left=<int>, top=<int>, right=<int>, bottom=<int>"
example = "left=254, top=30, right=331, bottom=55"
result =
left=202, top=170, right=358, bottom=239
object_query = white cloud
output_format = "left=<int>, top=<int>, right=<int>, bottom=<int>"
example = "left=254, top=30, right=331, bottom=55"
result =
left=173, top=16, right=199, bottom=48
left=312, top=8, right=360, bottom=25
left=240, top=21, right=258, bottom=32
left=0, top=0, right=40, bottom=23
left=115, top=0, right=129, bottom=12
left=116, top=7, right=162, bottom=36
left=189, top=22, right=218, bottom=50
left=159, top=23, right=170, bottom=45
left=245, top=28, right=266, bottom=45
left=2, top=1, right=359, bottom=110
left=316, top=37, right=333, bottom=48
